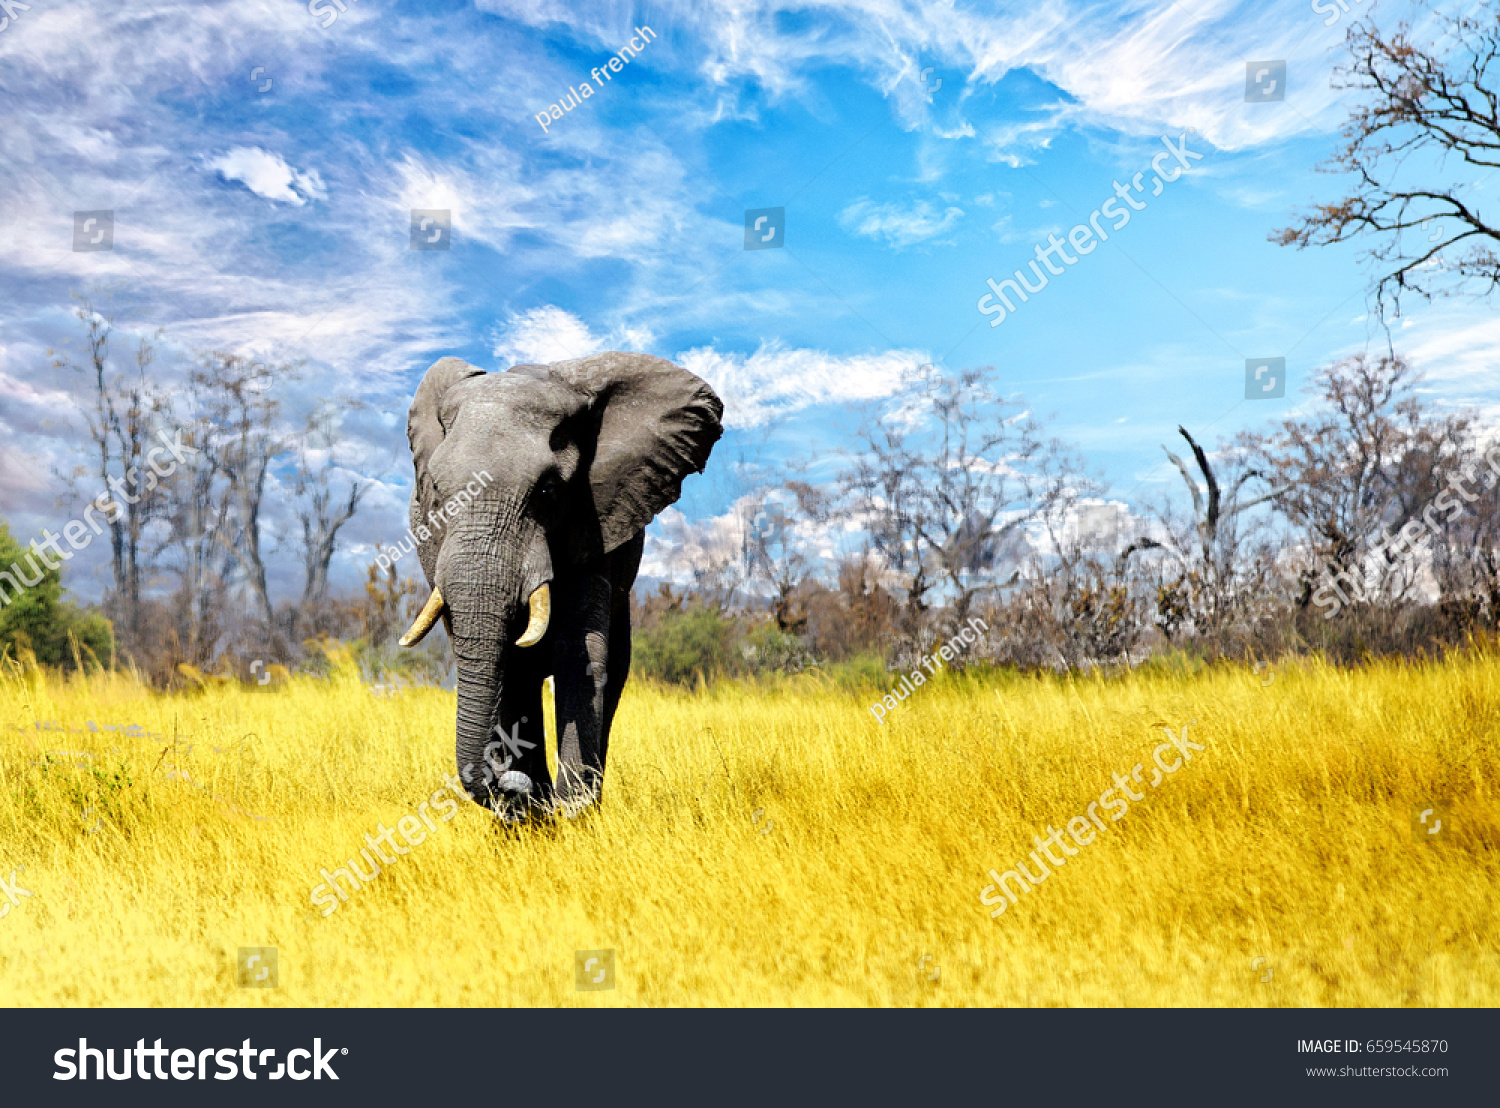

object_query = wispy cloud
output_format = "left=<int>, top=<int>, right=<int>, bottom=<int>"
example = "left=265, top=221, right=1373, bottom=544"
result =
left=677, top=341, right=927, bottom=428
left=837, top=197, right=964, bottom=248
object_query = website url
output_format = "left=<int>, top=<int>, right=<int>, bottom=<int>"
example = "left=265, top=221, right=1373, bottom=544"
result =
left=1307, top=1066, right=1448, bottom=1077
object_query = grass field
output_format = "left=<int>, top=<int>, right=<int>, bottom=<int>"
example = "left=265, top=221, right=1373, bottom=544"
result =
left=0, top=645, right=1496, bottom=1007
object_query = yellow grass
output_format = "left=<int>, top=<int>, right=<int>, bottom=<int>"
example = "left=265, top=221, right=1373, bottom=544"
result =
left=0, top=645, right=1496, bottom=1007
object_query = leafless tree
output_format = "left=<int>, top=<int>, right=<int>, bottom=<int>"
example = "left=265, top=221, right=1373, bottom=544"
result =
left=292, top=400, right=368, bottom=640
left=844, top=365, right=1044, bottom=648
left=745, top=478, right=825, bottom=634
left=1273, top=1, right=1500, bottom=318
left=998, top=443, right=1164, bottom=669
left=843, top=403, right=932, bottom=637
left=361, top=559, right=422, bottom=649
left=1145, top=427, right=1288, bottom=638
left=1388, top=411, right=1495, bottom=626
left=195, top=352, right=289, bottom=639
left=1242, top=353, right=1472, bottom=609
left=155, top=374, right=237, bottom=666
left=48, top=300, right=170, bottom=652
left=1428, top=466, right=1500, bottom=629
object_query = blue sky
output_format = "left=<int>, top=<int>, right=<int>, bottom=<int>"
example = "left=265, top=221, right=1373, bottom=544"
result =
left=2, top=0, right=1499, bottom=604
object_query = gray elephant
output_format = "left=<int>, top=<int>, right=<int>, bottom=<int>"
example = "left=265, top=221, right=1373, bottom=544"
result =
left=398, top=351, right=723, bottom=820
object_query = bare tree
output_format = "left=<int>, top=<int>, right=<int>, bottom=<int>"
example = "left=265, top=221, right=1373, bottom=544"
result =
left=1384, top=408, right=1493, bottom=625
left=48, top=300, right=170, bottom=652
left=1148, top=427, right=1288, bottom=637
left=1273, top=1, right=1500, bottom=318
left=195, top=353, right=288, bottom=639
left=844, top=365, right=1043, bottom=648
left=292, top=401, right=368, bottom=640
left=1429, top=464, right=1500, bottom=630
left=1243, top=353, right=1471, bottom=610
left=362, top=559, right=421, bottom=649
left=155, top=374, right=237, bottom=666
left=1008, top=444, right=1141, bottom=667
left=843, top=401, right=932, bottom=637
left=745, top=478, right=825, bottom=634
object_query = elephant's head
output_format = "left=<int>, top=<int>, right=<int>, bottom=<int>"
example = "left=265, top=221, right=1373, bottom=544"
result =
left=399, top=351, right=723, bottom=807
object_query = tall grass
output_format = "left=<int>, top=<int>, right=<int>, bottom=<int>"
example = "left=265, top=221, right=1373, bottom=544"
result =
left=0, top=645, right=1495, bottom=1006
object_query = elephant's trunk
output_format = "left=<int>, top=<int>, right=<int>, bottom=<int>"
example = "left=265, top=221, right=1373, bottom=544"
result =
left=453, top=633, right=504, bottom=803
left=439, top=521, right=553, bottom=811
left=445, top=560, right=517, bottom=805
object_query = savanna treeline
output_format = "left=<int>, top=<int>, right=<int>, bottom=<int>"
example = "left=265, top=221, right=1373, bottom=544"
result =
left=8, top=1, right=1500, bottom=686
left=633, top=350, right=1500, bottom=685
left=4, top=302, right=1495, bottom=689
left=0, top=297, right=434, bottom=685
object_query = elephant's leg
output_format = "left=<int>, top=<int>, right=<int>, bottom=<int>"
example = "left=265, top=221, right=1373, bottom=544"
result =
left=595, top=556, right=636, bottom=778
left=552, top=572, right=612, bottom=814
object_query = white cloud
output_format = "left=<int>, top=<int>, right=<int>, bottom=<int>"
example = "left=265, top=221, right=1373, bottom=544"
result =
left=640, top=504, right=746, bottom=582
left=1401, top=313, right=1500, bottom=394
left=390, top=153, right=534, bottom=253
left=490, top=306, right=608, bottom=366
left=208, top=147, right=327, bottom=206
left=837, top=198, right=964, bottom=248
left=677, top=341, right=927, bottom=428
left=642, top=496, right=842, bottom=591
left=1395, top=309, right=1500, bottom=439
left=594, top=0, right=1367, bottom=160
left=0, top=442, right=53, bottom=513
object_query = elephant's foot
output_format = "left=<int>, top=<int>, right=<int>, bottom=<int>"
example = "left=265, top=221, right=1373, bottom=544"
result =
left=552, top=766, right=604, bottom=820
left=552, top=794, right=601, bottom=821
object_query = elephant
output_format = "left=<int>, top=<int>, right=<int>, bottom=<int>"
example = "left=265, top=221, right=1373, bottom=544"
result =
left=398, top=351, right=723, bottom=820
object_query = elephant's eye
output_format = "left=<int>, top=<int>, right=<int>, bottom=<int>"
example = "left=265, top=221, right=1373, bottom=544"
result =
left=533, top=473, right=562, bottom=514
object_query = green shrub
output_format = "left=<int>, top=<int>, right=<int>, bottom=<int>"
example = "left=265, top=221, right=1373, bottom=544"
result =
left=631, top=605, right=741, bottom=685
left=812, top=651, right=889, bottom=692
left=739, top=620, right=816, bottom=675
left=0, top=520, right=115, bottom=670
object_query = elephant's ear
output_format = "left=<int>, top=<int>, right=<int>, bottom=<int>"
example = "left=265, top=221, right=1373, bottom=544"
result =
left=408, top=358, right=487, bottom=587
left=546, top=352, right=724, bottom=555
left=408, top=356, right=487, bottom=500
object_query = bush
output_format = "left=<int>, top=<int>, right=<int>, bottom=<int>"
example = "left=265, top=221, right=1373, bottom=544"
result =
left=631, top=604, right=741, bottom=685
left=0, top=520, right=114, bottom=670
left=739, top=620, right=816, bottom=675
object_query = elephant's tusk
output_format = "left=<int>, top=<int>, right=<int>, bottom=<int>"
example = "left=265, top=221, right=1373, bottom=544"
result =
left=515, top=584, right=551, bottom=647
left=399, top=587, right=446, bottom=647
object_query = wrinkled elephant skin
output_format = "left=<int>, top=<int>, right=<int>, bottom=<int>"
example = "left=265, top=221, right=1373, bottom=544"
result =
left=401, top=352, right=723, bottom=820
